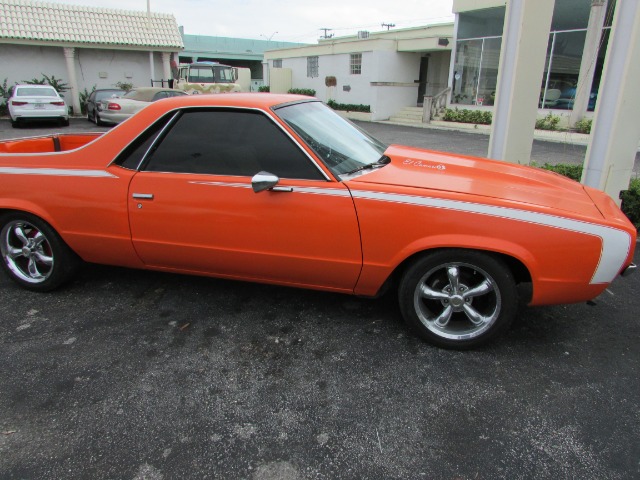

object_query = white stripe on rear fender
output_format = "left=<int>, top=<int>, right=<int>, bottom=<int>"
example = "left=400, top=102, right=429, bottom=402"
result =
left=0, top=167, right=116, bottom=178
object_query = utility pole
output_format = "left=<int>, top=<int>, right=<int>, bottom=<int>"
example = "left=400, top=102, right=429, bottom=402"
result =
left=260, top=32, right=278, bottom=41
left=319, top=28, right=334, bottom=39
left=381, top=23, right=396, bottom=30
left=147, top=0, right=155, bottom=86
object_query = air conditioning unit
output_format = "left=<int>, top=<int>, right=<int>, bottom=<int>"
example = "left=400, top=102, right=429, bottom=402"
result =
left=357, top=31, right=370, bottom=39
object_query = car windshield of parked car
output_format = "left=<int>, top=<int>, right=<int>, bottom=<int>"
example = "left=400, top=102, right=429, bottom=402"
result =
left=17, top=87, right=58, bottom=97
left=274, top=101, right=387, bottom=176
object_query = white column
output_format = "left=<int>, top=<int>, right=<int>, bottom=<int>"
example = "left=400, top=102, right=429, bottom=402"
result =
left=162, top=52, right=171, bottom=86
left=569, top=0, right=608, bottom=126
left=446, top=13, right=460, bottom=104
left=149, top=51, right=155, bottom=86
left=63, top=47, right=81, bottom=115
left=581, top=1, right=640, bottom=204
left=262, top=60, right=270, bottom=87
left=487, top=0, right=555, bottom=164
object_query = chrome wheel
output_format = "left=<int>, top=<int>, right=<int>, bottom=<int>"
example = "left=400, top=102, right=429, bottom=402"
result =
left=399, top=250, right=518, bottom=349
left=0, top=213, right=80, bottom=291
left=1, top=220, right=54, bottom=284
left=413, top=262, right=500, bottom=341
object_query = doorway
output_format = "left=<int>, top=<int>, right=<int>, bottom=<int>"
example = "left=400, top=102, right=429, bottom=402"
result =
left=417, top=55, right=429, bottom=105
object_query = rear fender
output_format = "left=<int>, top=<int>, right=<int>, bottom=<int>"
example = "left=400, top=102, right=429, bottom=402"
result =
left=0, top=200, right=59, bottom=231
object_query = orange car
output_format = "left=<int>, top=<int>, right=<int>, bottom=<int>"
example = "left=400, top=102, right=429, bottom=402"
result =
left=0, top=94, right=636, bottom=348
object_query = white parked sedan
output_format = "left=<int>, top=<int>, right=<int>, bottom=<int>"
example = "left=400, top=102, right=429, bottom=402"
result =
left=98, top=87, right=187, bottom=125
left=7, top=84, right=69, bottom=128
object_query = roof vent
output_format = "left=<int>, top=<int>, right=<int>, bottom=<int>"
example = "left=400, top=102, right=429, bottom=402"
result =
left=357, top=31, right=370, bottom=39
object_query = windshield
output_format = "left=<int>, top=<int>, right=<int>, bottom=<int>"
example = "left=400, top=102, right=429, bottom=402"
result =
left=213, top=66, right=235, bottom=82
left=275, top=101, right=387, bottom=176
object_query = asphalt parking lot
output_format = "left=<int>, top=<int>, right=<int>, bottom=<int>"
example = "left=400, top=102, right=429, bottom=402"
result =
left=1, top=117, right=639, bottom=479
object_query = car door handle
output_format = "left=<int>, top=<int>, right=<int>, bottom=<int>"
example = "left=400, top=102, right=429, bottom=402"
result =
left=132, top=193, right=154, bottom=200
left=271, top=186, right=293, bottom=192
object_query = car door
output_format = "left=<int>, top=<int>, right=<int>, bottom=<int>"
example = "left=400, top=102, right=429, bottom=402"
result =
left=126, top=108, right=362, bottom=292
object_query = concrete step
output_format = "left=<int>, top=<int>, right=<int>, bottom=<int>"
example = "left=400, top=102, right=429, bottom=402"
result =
left=388, top=106, right=424, bottom=124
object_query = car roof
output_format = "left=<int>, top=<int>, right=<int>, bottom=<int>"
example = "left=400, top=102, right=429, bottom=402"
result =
left=146, top=93, right=317, bottom=111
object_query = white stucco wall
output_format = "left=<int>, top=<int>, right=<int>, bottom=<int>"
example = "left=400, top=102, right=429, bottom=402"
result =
left=1, top=44, right=170, bottom=95
left=270, top=49, right=427, bottom=120
left=275, top=52, right=373, bottom=105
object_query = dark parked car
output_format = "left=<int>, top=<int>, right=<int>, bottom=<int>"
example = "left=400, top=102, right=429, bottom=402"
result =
left=85, top=88, right=124, bottom=125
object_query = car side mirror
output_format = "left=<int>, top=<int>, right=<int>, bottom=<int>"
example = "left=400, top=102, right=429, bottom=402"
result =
left=251, top=171, right=280, bottom=193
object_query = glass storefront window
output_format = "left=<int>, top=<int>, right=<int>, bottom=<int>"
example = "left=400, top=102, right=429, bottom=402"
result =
left=452, top=39, right=481, bottom=105
left=452, top=0, right=615, bottom=112
left=452, top=37, right=501, bottom=106
left=540, top=30, right=587, bottom=110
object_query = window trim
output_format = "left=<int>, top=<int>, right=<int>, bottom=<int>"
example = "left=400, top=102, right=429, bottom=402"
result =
left=350, top=53, right=362, bottom=75
left=127, top=106, right=332, bottom=181
left=307, top=56, right=319, bottom=78
left=110, top=111, right=181, bottom=170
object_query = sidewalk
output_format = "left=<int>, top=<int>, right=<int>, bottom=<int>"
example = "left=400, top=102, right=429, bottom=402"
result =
left=381, top=119, right=594, bottom=146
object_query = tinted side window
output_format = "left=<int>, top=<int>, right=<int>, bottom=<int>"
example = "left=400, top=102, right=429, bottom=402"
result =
left=113, top=112, right=176, bottom=170
left=143, top=110, right=324, bottom=180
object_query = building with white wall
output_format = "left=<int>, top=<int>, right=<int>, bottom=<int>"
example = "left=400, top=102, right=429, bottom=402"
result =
left=0, top=0, right=183, bottom=113
left=263, top=24, right=453, bottom=121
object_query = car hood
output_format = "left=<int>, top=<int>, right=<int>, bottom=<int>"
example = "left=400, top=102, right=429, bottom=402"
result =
left=347, top=145, right=602, bottom=218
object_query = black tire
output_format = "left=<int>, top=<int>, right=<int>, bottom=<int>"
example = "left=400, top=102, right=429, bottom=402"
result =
left=60, top=118, right=70, bottom=127
left=10, top=117, right=19, bottom=128
left=95, top=113, right=104, bottom=126
left=398, top=249, right=518, bottom=349
left=0, top=212, right=81, bottom=292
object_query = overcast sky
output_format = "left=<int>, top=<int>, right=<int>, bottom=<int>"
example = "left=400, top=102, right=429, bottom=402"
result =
left=44, top=0, right=455, bottom=43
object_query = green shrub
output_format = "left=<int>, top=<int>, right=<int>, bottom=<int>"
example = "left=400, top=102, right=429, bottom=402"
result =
left=535, top=113, right=561, bottom=131
left=115, top=81, right=133, bottom=92
left=288, top=88, right=316, bottom=96
left=621, top=177, right=640, bottom=229
left=79, top=86, right=96, bottom=115
left=574, top=118, right=592, bottom=134
left=442, top=108, right=492, bottom=125
left=23, top=74, right=69, bottom=93
left=540, top=163, right=583, bottom=181
left=258, top=86, right=270, bottom=92
left=326, top=99, right=371, bottom=113
left=0, top=78, right=10, bottom=116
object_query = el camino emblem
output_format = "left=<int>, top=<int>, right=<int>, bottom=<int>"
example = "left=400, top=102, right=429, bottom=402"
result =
left=403, top=159, right=446, bottom=171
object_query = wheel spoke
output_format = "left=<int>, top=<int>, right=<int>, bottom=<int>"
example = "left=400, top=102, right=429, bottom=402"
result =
left=420, top=283, right=450, bottom=301
left=27, top=258, right=44, bottom=279
left=13, top=226, right=29, bottom=246
left=462, top=303, right=489, bottom=326
left=7, top=246, right=23, bottom=259
left=446, top=266, right=460, bottom=294
left=32, top=231, right=46, bottom=247
left=34, top=251, right=53, bottom=266
left=463, top=279, right=494, bottom=299
left=433, top=305, right=453, bottom=328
